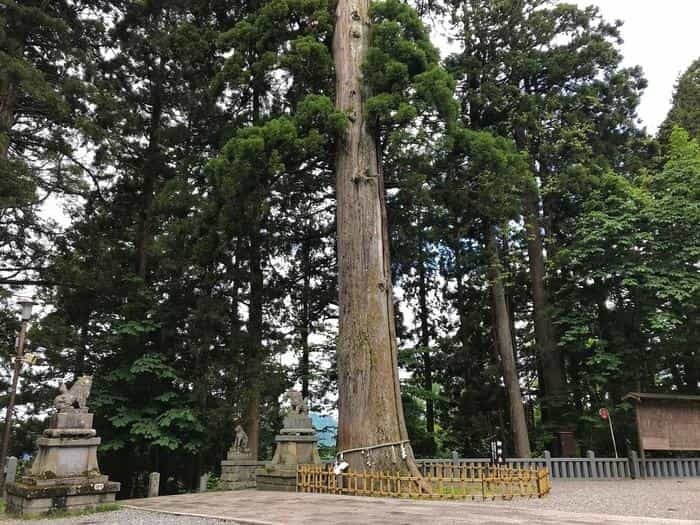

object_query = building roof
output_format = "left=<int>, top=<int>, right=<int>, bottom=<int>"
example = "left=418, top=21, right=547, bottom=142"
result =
left=624, top=392, right=700, bottom=403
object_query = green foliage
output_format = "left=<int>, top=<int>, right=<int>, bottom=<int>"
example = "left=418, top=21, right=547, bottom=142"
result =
left=365, top=0, right=455, bottom=129
left=433, top=0, right=656, bottom=452
left=659, top=58, right=700, bottom=143
left=0, top=0, right=94, bottom=287
left=553, top=126, right=700, bottom=432
left=3, top=0, right=698, bottom=487
left=378, top=0, right=532, bottom=458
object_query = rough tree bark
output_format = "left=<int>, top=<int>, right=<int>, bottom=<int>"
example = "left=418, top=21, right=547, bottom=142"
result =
left=0, top=18, right=21, bottom=161
left=515, top=123, right=564, bottom=408
left=244, top=232, right=264, bottom=460
left=333, top=0, right=423, bottom=478
left=243, top=86, right=265, bottom=459
left=487, top=227, right=531, bottom=458
left=523, top=185, right=564, bottom=403
left=418, top=260, right=435, bottom=452
left=0, top=81, right=15, bottom=160
left=300, top=236, right=311, bottom=400
left=134, top=71, right=164, bottom=279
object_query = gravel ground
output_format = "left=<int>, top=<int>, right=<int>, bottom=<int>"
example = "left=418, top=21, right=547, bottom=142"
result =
left=0, top=507, right=235, bottom=525
left=1, top=480, right=698, bottom=523
left=490, top=479, right=700, bottom=520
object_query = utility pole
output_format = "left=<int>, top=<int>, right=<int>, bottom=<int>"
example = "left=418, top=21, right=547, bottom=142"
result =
left=0, top=300, right=34, bottom=491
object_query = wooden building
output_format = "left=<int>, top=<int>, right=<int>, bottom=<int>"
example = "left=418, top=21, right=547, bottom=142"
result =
left=624, top=392, right=700, bottom=465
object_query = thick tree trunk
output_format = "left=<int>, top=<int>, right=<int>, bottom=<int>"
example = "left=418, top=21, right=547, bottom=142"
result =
left=135, top=169, right=155, bottom=278
left=193, top=340, right=209, bottom=482
left=0, top=19, right=21, bottom=161
left=135, top=76, right=163, bottom=279
left=523, top=184, right=563, bottom=402
left=242, top=82, right=266, bottom=459
left=418, top=261, right=435, bottom=450
left=244, top=391, right=261, bottom=460
left=228, top=246, right=241, bottom=340
left=333, top=0, right=422, bottom=477
left=300, top=328, right=311, bottom=399
left=454, top=249, right=476, bottom=385
left=487, top=228, right=531, bottom=458
left=0, top=82, right=15, bottom=159
left=300, top=236, right=311, bottom=400
left=245, top=233, right=264, bottom=459
left=77, top=323, right=89, bottom=376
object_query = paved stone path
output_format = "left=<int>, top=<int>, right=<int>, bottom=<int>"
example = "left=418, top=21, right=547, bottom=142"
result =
left=123, top=481, right=700, bottom=525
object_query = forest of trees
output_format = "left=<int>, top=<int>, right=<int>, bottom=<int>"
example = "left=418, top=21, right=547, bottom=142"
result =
left=1, top=0, right=698, bottom=495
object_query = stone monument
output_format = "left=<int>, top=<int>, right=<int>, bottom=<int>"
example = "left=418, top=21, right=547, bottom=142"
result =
left=256, top=389, right=321, bottom=491
left=5, top=376, right=120, bottom=517
left=220, top=424, right=261, bottom=490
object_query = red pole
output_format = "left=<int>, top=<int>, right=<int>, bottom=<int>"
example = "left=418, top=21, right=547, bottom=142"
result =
left=608, top=413, right=619, bottom=458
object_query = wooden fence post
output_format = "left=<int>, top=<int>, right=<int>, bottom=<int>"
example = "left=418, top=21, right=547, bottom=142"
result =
left=480, top=465, right=485, bottom=500
left=148, top=472, right=160, bottom=498
left=199, top=473, right=209, bottom=493
left=3, top=456, right=17, bottom=498
left=543, top=450, right=552, bottom=478
left=4, top=456, right=17, bottom=484
left=629, top=450, right=640, bottom=479
left=586, top=450, right=596, bottom=479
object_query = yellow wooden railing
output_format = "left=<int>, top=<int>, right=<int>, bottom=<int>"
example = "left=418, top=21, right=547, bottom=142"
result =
left=297, top=463, right=551, bottom=500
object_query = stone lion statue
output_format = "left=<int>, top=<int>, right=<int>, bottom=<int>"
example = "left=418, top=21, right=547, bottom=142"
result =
left=286, top=388, right=308, bottom=415
left=54, top=376, right=92, bottom=412
left=233, top=424, right=249, bottom=451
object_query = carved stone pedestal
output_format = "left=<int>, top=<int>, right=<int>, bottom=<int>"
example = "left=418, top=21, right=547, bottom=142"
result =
left=221, top=449, right=261, bottom=490
left=256, top=413, right=321, bottom=492
left=6, top=403, right=120, bottom=517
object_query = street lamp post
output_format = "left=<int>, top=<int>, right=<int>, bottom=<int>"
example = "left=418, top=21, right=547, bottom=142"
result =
left=0, top=300, right=34, bottom=491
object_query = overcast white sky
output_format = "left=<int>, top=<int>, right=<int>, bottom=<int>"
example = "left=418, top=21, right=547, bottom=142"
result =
left=573, top=0, right=700, bottom=133
left=431, top=1, right=699, bottom=133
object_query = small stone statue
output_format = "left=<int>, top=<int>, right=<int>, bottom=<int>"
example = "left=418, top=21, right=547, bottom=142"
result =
left=286, top=388, right=308, bottom=415
left=233, top=424, right=249, bottom=452
left=54, top=376, right=92, bottom=412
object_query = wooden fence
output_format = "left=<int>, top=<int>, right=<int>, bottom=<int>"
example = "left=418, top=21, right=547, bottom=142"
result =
left=415, top=451, right=700, bottom=480
left=297, top=464, right=550, bottom=500
left=639, top=457, right=700, bottom=478
left=416, top=455, right=627, bottom=480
